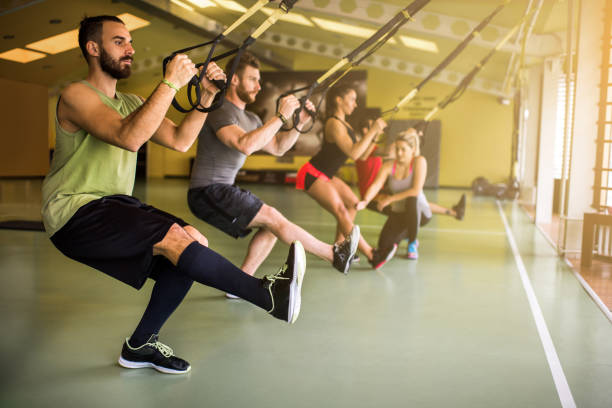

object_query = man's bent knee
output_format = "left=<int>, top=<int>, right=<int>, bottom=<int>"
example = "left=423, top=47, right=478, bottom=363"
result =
left=184, top=225, right=209, bottom=247
left=153, top=223, right=196, bottom=263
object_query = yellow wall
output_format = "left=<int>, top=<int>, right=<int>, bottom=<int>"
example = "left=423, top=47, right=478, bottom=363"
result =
left=0, top=77, right=49, bottom=177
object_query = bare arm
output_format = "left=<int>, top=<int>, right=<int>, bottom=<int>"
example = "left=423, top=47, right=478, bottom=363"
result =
left=150, top=63, right=226, bottom=152
left=331, top=117, right=386, bottom=160
left=262, top=99, right=316, bottom=156
left=355, top=161, right=392, bottom=210
left=215, top=117, right=284, bottom=155
left=215, top=95, right=304, bottom=156
left=58, top=54, right=216, bottom=152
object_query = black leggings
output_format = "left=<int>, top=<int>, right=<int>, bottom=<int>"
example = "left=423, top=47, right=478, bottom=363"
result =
left=376, top=196, right=431, bottom=255
left=130, top=242, right=271, bottom=347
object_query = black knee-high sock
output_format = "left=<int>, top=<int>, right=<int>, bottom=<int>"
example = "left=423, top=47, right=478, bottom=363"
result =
left=130, top=260, right=193, bottom=347
left=177, top=242, right=272, bottom=311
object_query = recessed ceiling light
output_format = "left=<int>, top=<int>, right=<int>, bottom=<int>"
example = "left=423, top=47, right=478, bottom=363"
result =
left=170, top=0, right=195, bottom=11
left=0, top=48, right=46, bottom=63
left=25, top=13, right=150, bottom=55
left=260, top=8, right=313, bottom=27
left=117, top=13, right=151, bottom=31
left=399, top=35, right=438, bottom=53
left=26, top=29, right=78, bottom=54
left=185, top=0, right=216, bottom=7
left=311, top=17, right=396, bottom=44
left=213, top=0, right=247, bottom=13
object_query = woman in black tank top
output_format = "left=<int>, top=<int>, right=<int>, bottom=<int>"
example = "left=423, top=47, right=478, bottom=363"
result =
left=297, top=85, right=387, bottom=264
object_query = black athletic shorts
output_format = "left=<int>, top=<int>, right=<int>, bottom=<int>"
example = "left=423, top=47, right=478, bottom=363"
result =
left=187, top=183, right=263, bottom=239
left=50, top=195, right=188, bottom=290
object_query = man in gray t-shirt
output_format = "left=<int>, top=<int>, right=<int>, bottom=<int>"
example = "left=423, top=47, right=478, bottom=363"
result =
left=187, top=52, right=360, bottom=289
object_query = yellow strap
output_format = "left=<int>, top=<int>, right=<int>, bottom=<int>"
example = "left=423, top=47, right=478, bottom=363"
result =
left=251, top=8, right=284, bottom=39
left=396, top=88, right=418, bottom=109
left=424, top=106, right=439, bottom=121
left=317, top=58, right=349, bottom=83
left=222, top=0, right=269, bottom=36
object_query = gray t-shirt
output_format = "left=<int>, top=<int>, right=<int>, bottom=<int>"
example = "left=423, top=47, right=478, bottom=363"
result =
left=190, top=100, right=263, bottom=188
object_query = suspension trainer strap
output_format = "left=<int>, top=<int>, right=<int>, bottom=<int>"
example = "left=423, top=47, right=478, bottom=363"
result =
left=163, top=0, right=297, bottom=113
left=422, top=16, right=525, bottom=123
left=383, top=0, right=512, bottom=115
left=279, top=0, right=431, bottom=133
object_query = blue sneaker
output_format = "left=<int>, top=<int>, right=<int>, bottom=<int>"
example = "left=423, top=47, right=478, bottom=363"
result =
left=406, top=240, right=418, bottom=260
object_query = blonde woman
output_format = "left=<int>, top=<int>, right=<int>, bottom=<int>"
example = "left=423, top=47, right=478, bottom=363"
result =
left=356, top=129, right=431, bottom=265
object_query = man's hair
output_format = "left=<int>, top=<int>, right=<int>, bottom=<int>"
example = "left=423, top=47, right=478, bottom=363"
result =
left=78, top=15, right=125, bottom=62
left=226, top=51, right=260, bottom=77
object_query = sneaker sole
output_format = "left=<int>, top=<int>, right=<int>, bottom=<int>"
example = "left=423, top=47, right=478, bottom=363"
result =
left=288, top=241, right=306, bottom=324
left=374, top=243, right=398, bottom=270
left=343, top=225, right=361, bottom=274
left=118, top=356, right=191, bottom=374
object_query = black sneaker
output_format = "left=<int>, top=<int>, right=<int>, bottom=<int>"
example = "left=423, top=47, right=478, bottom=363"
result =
left=118, top=334, right=191, bottom=374
left=453, top=194, right=466, bottom=221
left=263, top=241, right=306, bottom=324
left=369, top=243, right=398, bottom=270
left=332, top=225, right=360, bottom=274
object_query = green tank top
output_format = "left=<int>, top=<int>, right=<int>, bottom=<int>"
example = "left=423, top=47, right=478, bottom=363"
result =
left=42, top=80, right=143, bottom=236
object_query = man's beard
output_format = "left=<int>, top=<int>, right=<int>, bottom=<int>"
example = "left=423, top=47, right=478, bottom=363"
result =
left=236, top=85, right=257, bottom=104
left=100, top=47, right=132, bottom=79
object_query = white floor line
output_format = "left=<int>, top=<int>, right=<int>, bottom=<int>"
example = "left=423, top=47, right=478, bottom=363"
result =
left=496, top=201, right=576, bottom=408
left=564, top=258, right=612, bottom=324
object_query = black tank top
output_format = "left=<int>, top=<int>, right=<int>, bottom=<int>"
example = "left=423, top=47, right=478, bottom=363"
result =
left=309, top=116, right=356, bottom=178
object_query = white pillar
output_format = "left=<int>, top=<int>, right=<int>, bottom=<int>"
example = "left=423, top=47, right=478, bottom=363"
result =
left=535, top=58, right=562, bottom=224
left=563, top=0, right=604, bottom=253
left=519, top=64, right=543, bottom=205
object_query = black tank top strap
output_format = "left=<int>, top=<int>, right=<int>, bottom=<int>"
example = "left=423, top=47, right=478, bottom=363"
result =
left=330, top=116, right=356, bottom=143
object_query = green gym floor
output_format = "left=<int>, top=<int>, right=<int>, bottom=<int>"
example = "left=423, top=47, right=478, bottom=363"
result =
left=1, top=178, right=611, bottom=408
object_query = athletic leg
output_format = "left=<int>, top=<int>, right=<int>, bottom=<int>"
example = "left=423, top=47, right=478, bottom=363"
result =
left=247, top=204, right=333, bottom=263
left=307, top=178, right=374, bottom=260
left=429, top=201, right=455, bottom=217
left=241, top=228, right=278, bottom=276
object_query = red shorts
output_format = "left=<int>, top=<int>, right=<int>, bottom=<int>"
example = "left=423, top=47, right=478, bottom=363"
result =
left=355, top=150, right=383, bottom=199
left=296, top=162, right=330, bottom=190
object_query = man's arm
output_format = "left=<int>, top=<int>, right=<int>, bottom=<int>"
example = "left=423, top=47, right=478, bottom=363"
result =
left=150, top=63, right=225, bottom=152
left=215, top=94, right=301, bottom=155
left=261, top=99, right=316, bottom=156
left=58, top=55, right=213, bottom=152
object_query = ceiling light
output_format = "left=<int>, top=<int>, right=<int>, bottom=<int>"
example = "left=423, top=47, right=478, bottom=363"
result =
left=185, top=0, right=216, bottom=7
left=117, top=13, right=151, bottom=31
left=312, top=17, right=396, bottom=44
left=399, top=35, right=438, bottom=53
left=24, top=13, right=150, bottom=55
left=213, top=0, right=247, bottom=12
left=260, top=8, right=313, bottom=26
left=26, top=29, right=78, bottom=54
left=170, top=0, right=194, bottom=11
left=0, top=48, right=46, bottom=63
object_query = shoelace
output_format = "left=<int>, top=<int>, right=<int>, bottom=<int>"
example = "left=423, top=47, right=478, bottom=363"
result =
left=149, top=340, right=174, bottom=358
left=264, top=263, right=289, bottom=313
